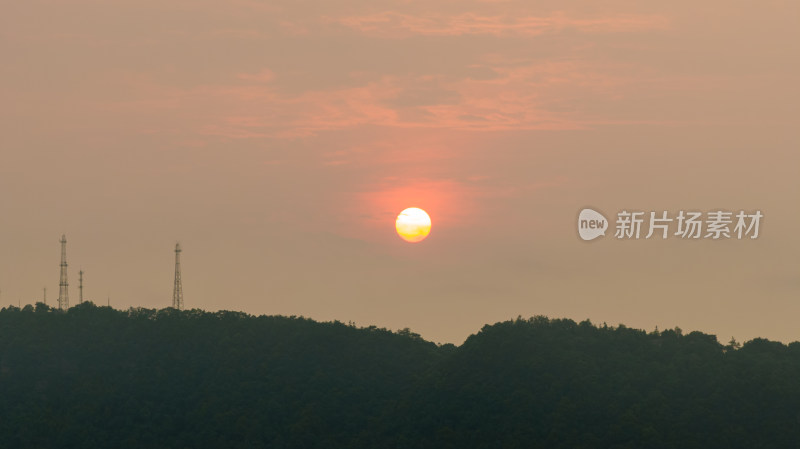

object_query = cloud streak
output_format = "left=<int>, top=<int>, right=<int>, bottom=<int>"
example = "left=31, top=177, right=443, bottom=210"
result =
left=330, top=12, right=669, bottom=37
left=99, top=54, right=658, bottom=142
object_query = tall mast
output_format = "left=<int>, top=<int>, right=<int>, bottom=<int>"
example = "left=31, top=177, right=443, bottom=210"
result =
left=172, top=243, right=183, bottom=310
left=79, top=270, right=84, bottom=304
left=58, top=235, right=69, bottom=310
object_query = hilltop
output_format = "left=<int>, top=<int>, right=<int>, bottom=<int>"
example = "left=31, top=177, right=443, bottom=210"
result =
left=1, top=303, right=799, bottom=448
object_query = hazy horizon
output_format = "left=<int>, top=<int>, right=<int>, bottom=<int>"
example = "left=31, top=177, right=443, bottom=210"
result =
left=2, top=0, right=798, bottom=344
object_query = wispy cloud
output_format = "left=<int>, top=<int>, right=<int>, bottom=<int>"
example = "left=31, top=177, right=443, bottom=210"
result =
left=192, top=72, right=585, bottom=139
left=329, top=12, right=669, bottom=37
left=103, top=58, right=643, bottom=141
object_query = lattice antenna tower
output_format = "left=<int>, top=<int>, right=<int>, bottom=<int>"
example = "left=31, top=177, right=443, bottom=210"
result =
left=58, top=234, right=69, bottom=310
left=172, top=243, right=183, bottom=310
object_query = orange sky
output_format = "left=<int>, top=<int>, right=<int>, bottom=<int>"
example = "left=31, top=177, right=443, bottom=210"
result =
left=1, top=0, right=798, bottom=343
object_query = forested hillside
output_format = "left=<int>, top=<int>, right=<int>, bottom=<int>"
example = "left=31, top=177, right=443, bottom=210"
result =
left=1, top=303, right=799, bottom=448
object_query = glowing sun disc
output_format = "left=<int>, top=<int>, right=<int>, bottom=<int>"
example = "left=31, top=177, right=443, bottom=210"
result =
left=396, top=207, right=432, bottom=243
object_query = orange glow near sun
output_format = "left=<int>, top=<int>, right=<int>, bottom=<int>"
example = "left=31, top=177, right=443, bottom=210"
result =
left=395, top=207, right=432, bottom=243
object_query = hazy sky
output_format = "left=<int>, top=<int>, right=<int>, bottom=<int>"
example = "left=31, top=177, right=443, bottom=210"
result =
left=2, top=0, right=798, bottom=344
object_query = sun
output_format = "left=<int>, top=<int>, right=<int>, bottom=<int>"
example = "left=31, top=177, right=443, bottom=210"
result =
left=395, top=207, right=432, bottom=243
